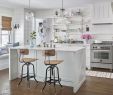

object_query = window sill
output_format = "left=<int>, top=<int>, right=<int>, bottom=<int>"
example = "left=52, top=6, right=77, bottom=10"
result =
left=0, top=53, right=9, bottom=59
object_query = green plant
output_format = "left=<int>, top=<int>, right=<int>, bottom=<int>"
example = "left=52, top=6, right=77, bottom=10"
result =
left=30, top=31, right=36, bottom=39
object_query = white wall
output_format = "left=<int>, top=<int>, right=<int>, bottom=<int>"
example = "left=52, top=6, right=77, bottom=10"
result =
left=24, top=8, right=36, bottom=45
left=13, top=8, right=35, bottom=45
left=13, top=8, right=24, bottom=45
left=35, top=9, right=55, bottom=19
left=92, top=24, right=113, bottom=41
left=0, top=7, right=13, bottom=17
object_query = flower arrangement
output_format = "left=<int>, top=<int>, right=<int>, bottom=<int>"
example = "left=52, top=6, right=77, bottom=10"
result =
left=30, top=31, right=36, bottom=39
left=81, top=34, right=94, bottom=40
left=81, top=33, right=94, bottom=44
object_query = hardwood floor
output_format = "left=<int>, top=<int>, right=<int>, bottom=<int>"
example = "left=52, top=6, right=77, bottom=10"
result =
left=0, top=69, right=113, bottom=95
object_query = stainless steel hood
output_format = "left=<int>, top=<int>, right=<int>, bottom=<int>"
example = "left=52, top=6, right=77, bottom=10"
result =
left=92, top=23, right=113, bottom=25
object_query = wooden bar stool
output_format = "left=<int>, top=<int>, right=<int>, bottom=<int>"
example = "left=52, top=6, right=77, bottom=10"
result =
left=18, top=49, right=38, bottom=88
left=42, top=49, right=63, bottom=91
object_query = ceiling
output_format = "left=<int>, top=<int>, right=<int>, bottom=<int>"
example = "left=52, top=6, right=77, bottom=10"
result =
left=0, top=0, right=113, bottom=9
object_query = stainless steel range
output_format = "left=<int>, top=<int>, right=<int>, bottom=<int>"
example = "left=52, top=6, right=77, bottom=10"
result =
left=91, top=41, right=113, bottom=70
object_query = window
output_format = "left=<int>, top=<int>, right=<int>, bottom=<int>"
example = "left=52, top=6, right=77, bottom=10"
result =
left=0, top=30, right=10, bottom=46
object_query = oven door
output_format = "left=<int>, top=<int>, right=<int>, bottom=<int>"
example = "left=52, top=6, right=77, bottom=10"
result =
left=91, top=50, right=112, bottom=63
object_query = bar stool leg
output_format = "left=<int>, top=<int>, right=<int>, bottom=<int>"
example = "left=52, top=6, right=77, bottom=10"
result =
left=18, top=64, right=25, bottom=86
left=55, top=66, right=62, bottom=87
left=27, top=63, right=30, bottom=88
left=49, top=67, right=52, bottom=86
left=31, top=63, right=38, bottom=84
left=53, top=67, right=57, bottom=93
left=53, top=68, right=56, bottom=88
left=42, top=66, right=50, bottom=91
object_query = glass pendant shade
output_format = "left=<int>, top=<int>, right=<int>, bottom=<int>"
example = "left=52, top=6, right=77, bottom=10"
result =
left=55, top=0, right=71, bottom=25
left=25, top=11, right=34, bottom=21
left=25, top=0, right=34, bottom=21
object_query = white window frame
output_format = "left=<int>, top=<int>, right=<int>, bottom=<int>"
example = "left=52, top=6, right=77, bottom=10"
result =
left=0, top=30, right=11, bottom=46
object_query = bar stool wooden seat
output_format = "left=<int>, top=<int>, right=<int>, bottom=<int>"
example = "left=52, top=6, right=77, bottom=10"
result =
left=18, top=49, right=38, bottom=88
left=20, top=58, right=37, bottom=63
left=42, top=49, right=63, bottom=91
left=44, top=60, right=63, bottom=65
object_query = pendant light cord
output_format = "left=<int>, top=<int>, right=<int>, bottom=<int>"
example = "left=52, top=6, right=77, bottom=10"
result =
left=29, top=0, right=30, bottom=9
left=61, top=0, right=65, bottom=12
left=55, top=0, right=65, bottom=16
left=26, top=0, right=34, bottom=20
left=62, top=0, right=63, bottom=10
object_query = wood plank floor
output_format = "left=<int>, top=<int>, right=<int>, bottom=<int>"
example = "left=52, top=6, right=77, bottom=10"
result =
left=0, top=69, right=113, bottom=95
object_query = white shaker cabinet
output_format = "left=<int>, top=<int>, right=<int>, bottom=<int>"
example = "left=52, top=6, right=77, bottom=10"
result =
left=85, top=44, right=90, bottom=69
left=92, top=2, right=113, bottom=24
left=0, top=16, right=1, bottom=28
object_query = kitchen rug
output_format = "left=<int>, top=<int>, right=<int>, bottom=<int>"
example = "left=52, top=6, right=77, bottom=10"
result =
left=0, top=87, right=10, bottom=95
left=86, top=70, right=113, bottom=79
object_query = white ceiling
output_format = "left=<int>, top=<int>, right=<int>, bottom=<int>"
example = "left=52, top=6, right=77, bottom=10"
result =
left=0, top=0, right=113, bottom=9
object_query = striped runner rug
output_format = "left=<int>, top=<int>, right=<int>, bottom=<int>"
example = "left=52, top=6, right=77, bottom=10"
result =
left=86, top=70, right=113, bottom=79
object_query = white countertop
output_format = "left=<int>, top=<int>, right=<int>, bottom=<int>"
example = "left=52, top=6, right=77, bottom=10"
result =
left=10, top=45, right=85, bottom=52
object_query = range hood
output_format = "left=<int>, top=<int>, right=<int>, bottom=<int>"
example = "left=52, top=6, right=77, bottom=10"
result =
left=92, top=2, right=113, bottom=24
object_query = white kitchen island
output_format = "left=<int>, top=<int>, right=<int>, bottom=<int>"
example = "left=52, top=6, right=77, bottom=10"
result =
left=9, top=45, right=86, bottom=93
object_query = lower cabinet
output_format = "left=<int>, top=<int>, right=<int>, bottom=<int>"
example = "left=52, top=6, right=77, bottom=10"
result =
left=85, top=45, right=91, bottom=70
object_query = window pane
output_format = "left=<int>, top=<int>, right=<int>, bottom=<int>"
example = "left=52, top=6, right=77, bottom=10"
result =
left=2, top=35, right=9, bottom=45
left=2, top=30, right=9, bottom=34
left=101, top=53, right=109, bottom=59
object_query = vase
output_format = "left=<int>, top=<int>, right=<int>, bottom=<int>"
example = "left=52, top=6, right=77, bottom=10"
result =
left=83, top=39, right=89, bottom=45
left=86, top=39, right=89, bottom=44
left=30, top=39, right=36, bottom=47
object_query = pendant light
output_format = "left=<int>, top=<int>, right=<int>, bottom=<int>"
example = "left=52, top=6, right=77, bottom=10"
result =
left=55, top=0, right=65, bottom=17
left=55, top=0, right=70, bottom=25
left=25, top=0, right=34, bottom=21
left=60, top=0, right=65, bottom=17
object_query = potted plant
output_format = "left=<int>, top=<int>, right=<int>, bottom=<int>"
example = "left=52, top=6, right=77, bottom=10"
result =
left=30, top=31, right=36, bottom=47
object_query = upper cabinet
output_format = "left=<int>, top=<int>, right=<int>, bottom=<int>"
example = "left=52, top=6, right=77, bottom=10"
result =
left=92, top=2, right=113, bottom=24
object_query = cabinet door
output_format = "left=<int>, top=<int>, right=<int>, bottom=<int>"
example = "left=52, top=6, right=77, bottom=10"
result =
left=86, top=45, right=91, bottom=69
left=93, top=2, right=112, bottom=18
left=92, top=2, right=113, bottom=23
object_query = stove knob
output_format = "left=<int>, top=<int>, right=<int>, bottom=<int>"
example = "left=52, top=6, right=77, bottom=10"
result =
left=100, top=60, right=102, bottom=63
left=93, top=47, right=97, bottom=49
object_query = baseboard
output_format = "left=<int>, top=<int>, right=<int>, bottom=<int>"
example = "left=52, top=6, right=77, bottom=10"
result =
left=0, top=63, right=9, bottom=70
left=17, top=74, right=86, bottom=94
left=35, top=76, right=77, bottom=87
left=73, top=77, right=86, bottom=93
